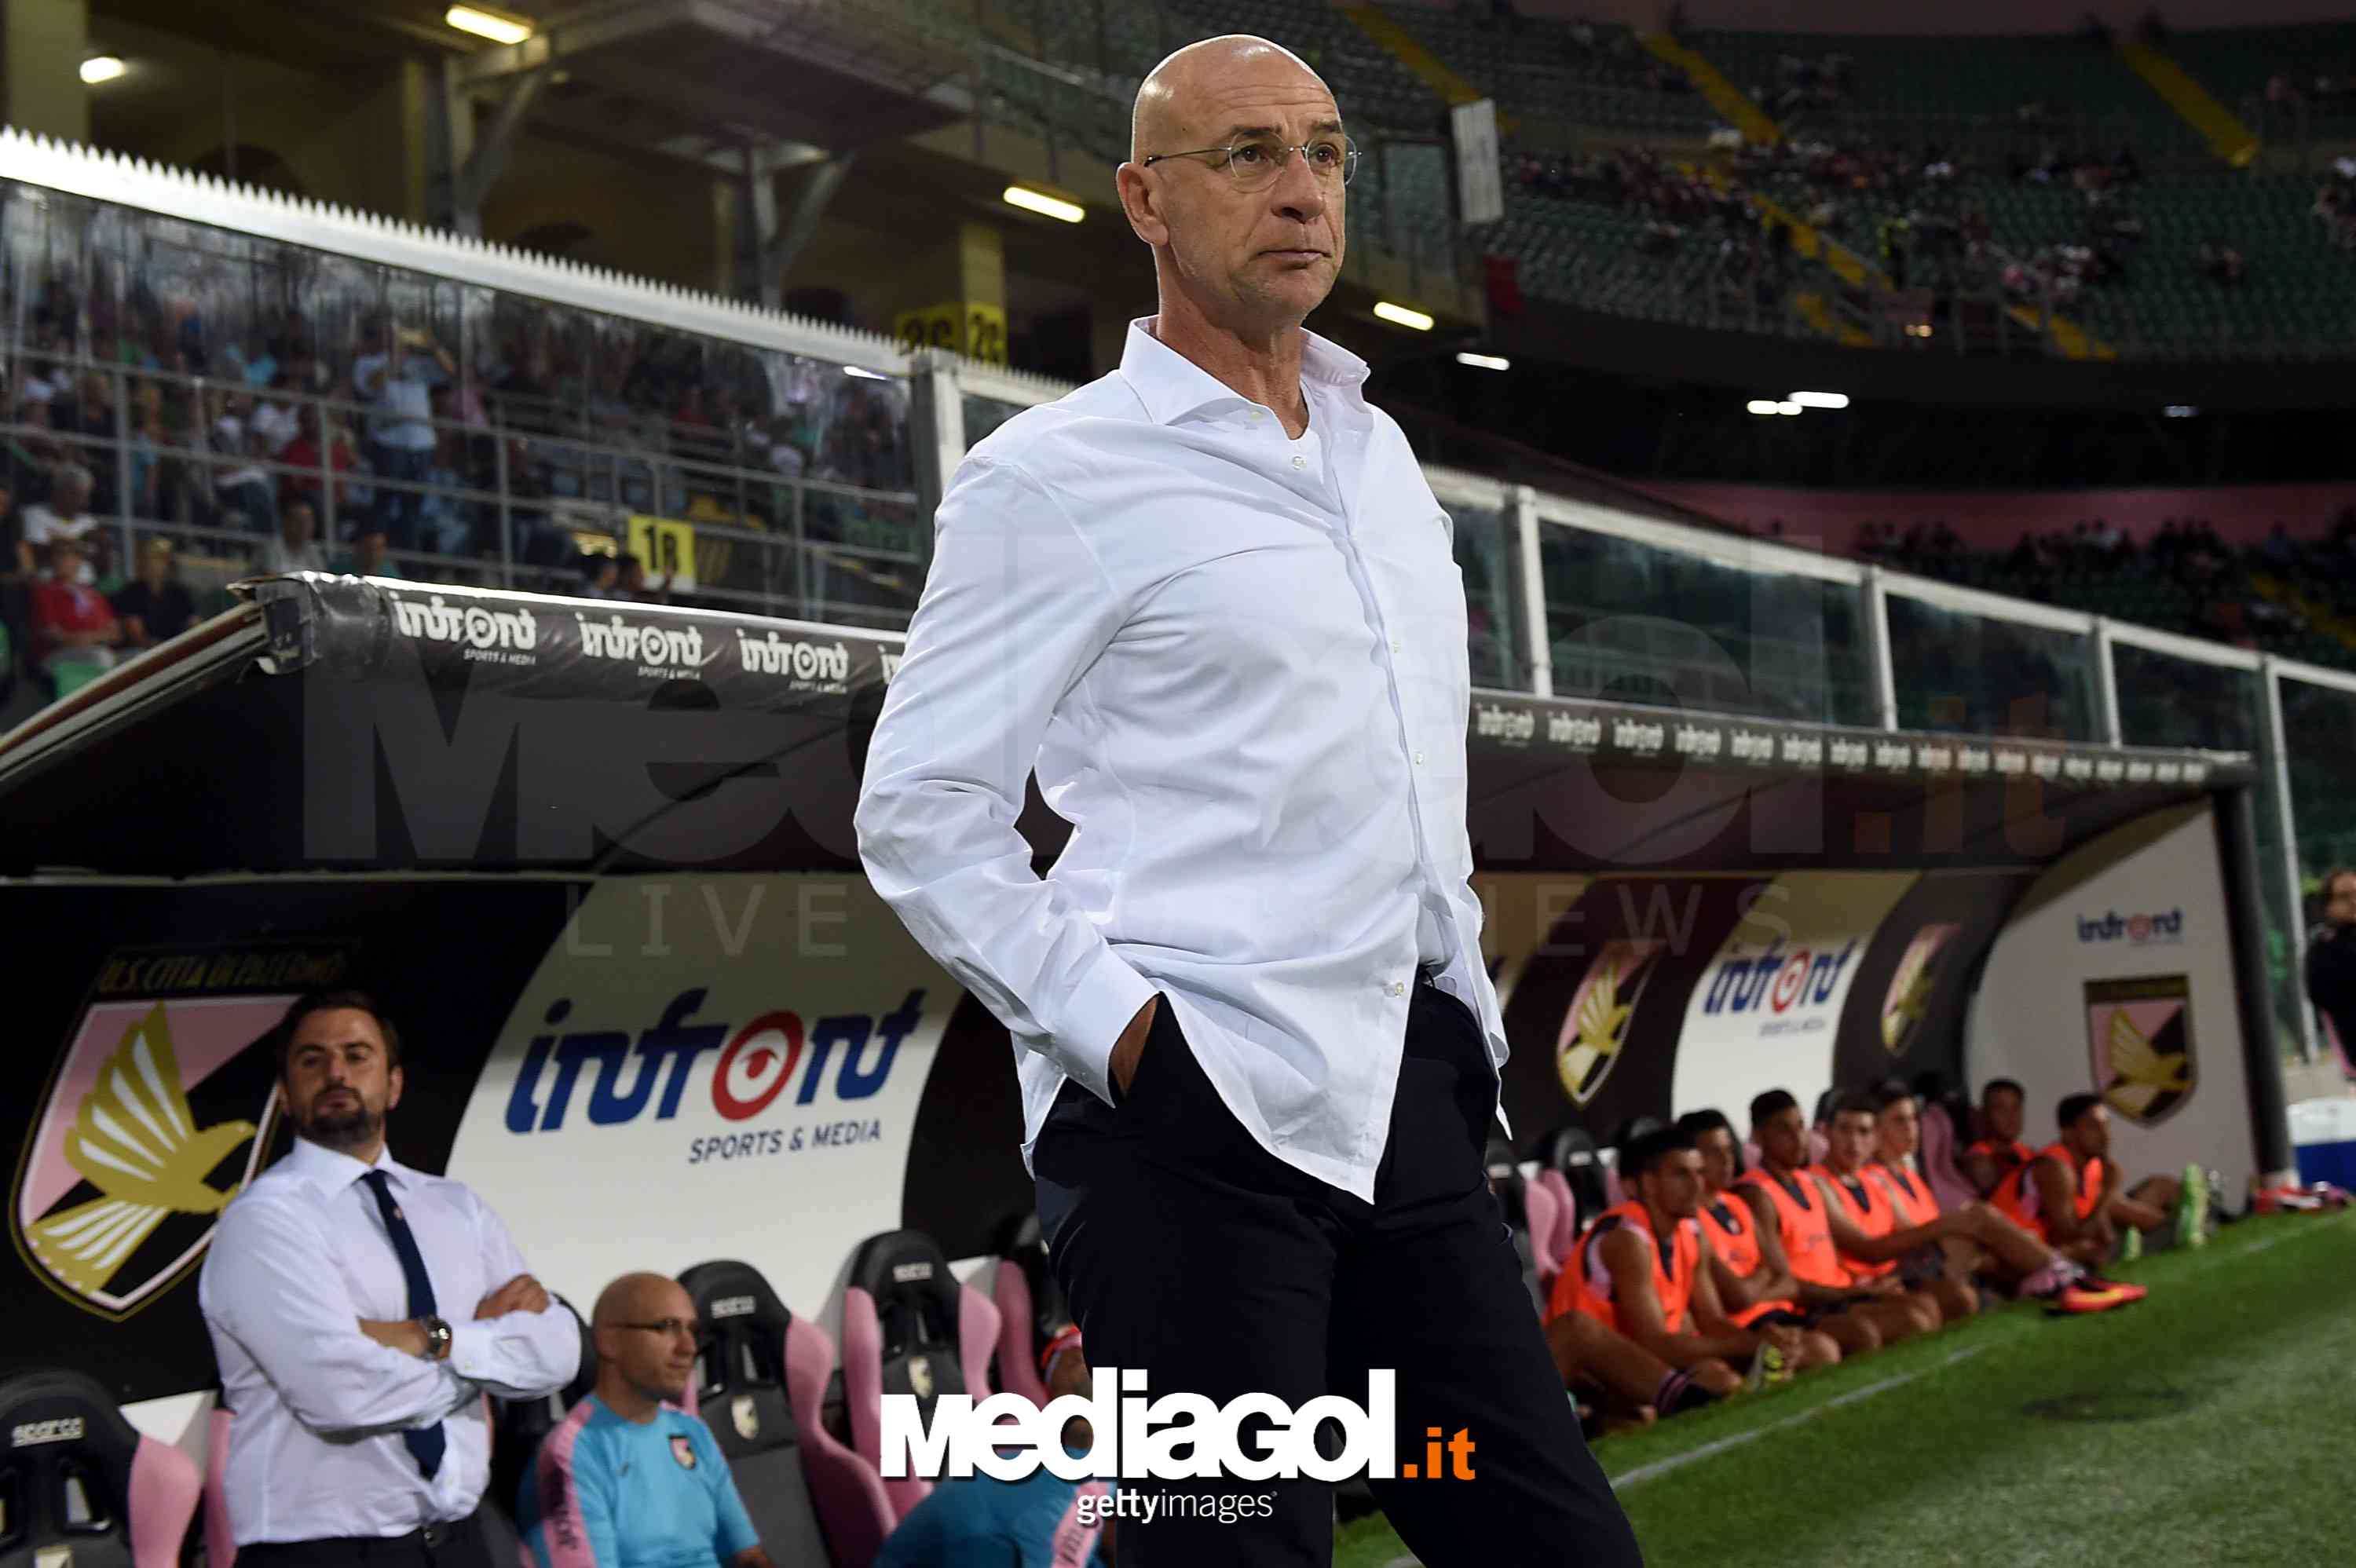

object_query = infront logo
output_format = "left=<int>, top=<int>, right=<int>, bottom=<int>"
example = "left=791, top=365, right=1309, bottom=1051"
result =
left=2076, top=909, right=2184, bottom=946
left=1701, top=940, right=1857, bottom=1018
left=709, top=1296, right=759, bottom=1320
left=503, top=988, right=923, bottom=1132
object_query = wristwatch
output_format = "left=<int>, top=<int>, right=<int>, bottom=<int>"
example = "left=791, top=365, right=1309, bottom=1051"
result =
left=419, top=1316, right=453, bottom=1362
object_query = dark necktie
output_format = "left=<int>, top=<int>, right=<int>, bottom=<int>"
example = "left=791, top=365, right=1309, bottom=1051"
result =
left=360, top=1169, right=448, bottom=1481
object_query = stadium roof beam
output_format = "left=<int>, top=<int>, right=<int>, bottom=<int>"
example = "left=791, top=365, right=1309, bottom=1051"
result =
left=446, top=60, right=548, bottom=237
left=743, top=145, right=856, bottom=310
left=448, top=0, right=965, bottom=152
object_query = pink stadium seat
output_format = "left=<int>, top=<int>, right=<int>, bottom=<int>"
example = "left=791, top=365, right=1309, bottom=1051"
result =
left=1743, top=1139, right=1763, bottom=1171
left=1602, top=1161, right=1626, bottom=1209
left=1918, top=1102, right=1981, bottom=1212
left=1532, top=1168, right=1579, bottom=1272
left=838, top=1230, right=1005, bottom=1522
left=0, top=1369, right=199, bottom=1568
left=783, top=1312, right=896, bottom=1568
left=205, top=1401, right=236, bottom=1568
left=676, top=1259, right=890, bottom=1568
left=1523, top=1171, right=1564, bottom=1288
left=1808, top=1128, right=1831, bottom=1167
left=992, top=1256, right=1050, bottom=1406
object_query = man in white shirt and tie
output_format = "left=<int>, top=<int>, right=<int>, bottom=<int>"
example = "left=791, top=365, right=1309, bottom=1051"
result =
left=856, top=35, right=1640, bottom=1567
left=199, top=991, right=582, bottom=1567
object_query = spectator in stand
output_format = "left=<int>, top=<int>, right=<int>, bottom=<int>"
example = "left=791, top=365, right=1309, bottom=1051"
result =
left=415, top=432, right=474, bottom=558
left=22, top=462, right=99, bottom=582
left=210, top=391, right=280, bottom=536
left=338, top=524, right=403, bottom=579
left=1963, top=1077, right=2033, bottom=1197
left=29, top=534, right=122, bottom=688
left=576, top=554, right=620, bottom=599
left=615, top=553, right=665, bottom=605
left=355, top=316, right=454, bottom=550
left=262, top=500, right=333, bottom=576
left=2200, top=241, right=2247, bottom=284
left=522, top=1272, right=772, bottom=1568
left=2305, top=867, right=2356, bottom=1076
left=113, top=537, right=196, bottom=649
left=279, top=402, right=359, bottom=521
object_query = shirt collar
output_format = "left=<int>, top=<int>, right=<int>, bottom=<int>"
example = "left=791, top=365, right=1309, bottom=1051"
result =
left=287, top=1136, right=404, bottom=1193
left=1118, top=316, right=1370, bottom=427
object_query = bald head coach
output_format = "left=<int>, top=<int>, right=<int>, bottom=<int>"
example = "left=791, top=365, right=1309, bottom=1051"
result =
left=855, top=35, right=1639, bottom=1566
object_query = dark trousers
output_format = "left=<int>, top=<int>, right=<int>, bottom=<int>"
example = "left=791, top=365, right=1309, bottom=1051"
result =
left=1033, top=978, right=1643, bottom=1567
left=235, top=1513, right=492, bottom=1568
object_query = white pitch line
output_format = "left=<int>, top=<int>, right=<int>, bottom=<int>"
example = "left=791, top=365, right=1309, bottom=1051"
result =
left=2227, top=1208, right=2353, bottom=1257
left=1607, top=1344, right=1989, bottom=1492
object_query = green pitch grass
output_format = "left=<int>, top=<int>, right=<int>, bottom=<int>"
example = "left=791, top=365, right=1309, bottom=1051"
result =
left=1337, top=1212, right=2356, bottom=1567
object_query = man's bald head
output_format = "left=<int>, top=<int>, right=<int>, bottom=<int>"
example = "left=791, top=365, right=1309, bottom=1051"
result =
left=1131, top=35, right=1333, bottom=165
left=1119, top=34, right=1347, bottom=347
left=594, top=1270, right=686, bottom=1327
left=591, top=1271, right=700, bottom=1407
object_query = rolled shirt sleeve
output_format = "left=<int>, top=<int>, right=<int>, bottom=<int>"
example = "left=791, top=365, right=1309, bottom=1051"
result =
left=855, top=456, right=1157, bottom=1104
left=448, top=1192, right=583, bottom=1399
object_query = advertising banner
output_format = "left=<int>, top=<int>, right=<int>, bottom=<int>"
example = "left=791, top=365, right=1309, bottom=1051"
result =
left=1670, top=872, right=1918, bottom=1127
left=446, top=875, right=951, bottom=1319
left=1966, top=801, right=2255, bottom=1197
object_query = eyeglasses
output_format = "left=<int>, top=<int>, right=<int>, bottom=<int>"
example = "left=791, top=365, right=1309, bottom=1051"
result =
left=613, top=1318, right=701, bottom=1339
left=1141, top=134, right=1359, bottom=192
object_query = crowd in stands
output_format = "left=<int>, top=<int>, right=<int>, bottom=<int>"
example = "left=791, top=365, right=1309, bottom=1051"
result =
left=1853, top=509, right=2356, bottom=655
left=2313, top=159, right=2356, bottom=250
left=0, top=187, right=926, bottom=714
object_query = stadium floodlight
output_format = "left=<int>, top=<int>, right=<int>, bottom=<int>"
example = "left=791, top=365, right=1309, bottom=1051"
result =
left=1373, top=302, right=1433, bottom=331
left=1775, top=401, right=1803, bottom=415
left=2164, top=404, right=2198, bottom=418
left=1788, top=390, right=1849, bottom=409
left=1455, top=352, right=1510, bottom=371
left=1003, top=185, right=1084, bottom=224
left=79, top=56, right=126, bottom=85
left=445, top=6, right=533, bottom=45
left=1745, top=399, right=1781, bottom=415
left=843, top=366, right=891, bottom=381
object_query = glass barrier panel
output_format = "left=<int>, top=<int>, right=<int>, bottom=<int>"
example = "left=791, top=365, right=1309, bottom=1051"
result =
left=2111, top=644, right=2259, bottom=753
left=2108, top=645, right=2301, bottom=1051
left=1884, top=594, right=2096, bottom=740
left=960, top=393, right=1027, bottom=451
left=1536, top=522, right=1872, bottom=725
left=1448, top=503, right=1524, bottom=693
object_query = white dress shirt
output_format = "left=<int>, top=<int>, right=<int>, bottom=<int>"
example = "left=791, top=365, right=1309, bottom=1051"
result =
left=857, top=317, right=1507, bottom=1203
left=198, top=1138, right=581, bottom=1544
